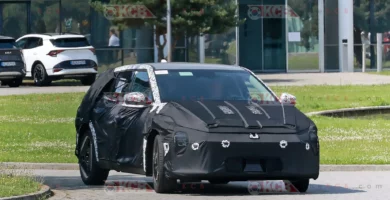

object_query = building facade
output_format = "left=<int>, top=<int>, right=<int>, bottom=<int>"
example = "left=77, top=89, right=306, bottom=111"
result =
left=1, top=0, right=385, bottom=73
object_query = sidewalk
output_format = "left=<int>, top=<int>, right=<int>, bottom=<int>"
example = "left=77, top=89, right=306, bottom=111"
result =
left=258, top=72, right=390, bottom=86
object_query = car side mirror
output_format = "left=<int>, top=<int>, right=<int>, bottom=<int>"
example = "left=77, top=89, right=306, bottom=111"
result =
left=280, top=93, right=296, bottom=105
left=123, top=92, right=152, bottom=107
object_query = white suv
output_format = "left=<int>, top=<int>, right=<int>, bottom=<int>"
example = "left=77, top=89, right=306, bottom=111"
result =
left=16, top=33, right=98, bottom=86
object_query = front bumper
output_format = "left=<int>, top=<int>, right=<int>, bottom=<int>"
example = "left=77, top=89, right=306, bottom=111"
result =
left=164, top=130, right=320, bottom=181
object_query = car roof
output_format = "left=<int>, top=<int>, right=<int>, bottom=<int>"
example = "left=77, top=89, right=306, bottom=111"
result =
left=0, top=35, right=15, bottom=40
left=147, top=62, right=245, bottom=71
left=18, top=33, right=86, bottom=40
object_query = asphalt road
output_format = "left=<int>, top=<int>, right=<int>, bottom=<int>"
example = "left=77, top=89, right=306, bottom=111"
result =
left=25, top=170, right=387, bottom=200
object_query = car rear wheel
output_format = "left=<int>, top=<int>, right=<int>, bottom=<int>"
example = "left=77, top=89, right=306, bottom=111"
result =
left=289, top=179, right=310, bottom=193
left=33, top=64, right=51, bottom=86
left=79, top=131, right=109, bottom=185
left=153, top=135, right=177, bottom=193
left=80, top=75, right=96, bottom=86
left=7, top=78, right=23, bottom=88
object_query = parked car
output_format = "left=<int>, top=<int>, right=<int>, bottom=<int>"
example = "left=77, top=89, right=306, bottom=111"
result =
left=15, top=33, right=98, bottom=86
left=74, top=63, right=320, bottom=193
left=0, top=36, right=26, bottom=87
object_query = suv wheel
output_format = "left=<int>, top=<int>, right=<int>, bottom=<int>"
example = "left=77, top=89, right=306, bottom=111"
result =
left=8, top=78, right=23, bottom=88
left=152, top=135, right=177, bottom=193
left=33, top=64, right=51, bottom=86
left=80, top=75, right=96, bottom=86
left=79, top=130, right=109, bottom=185
left=289, top=179, right=310, bottom=193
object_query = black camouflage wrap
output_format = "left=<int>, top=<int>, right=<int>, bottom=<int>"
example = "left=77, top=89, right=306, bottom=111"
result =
left=75, top=67, right=320, bottom=181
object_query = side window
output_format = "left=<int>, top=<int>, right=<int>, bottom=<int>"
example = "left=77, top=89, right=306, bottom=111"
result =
left=25, top=37, right=41, bottom=49
left=129, top=71, right=153, bottom=101
left=15, top=38, right=28, bottom=49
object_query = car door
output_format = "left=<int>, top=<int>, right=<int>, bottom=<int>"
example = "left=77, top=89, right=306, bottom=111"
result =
left=90, top=71, right=134, bottom=163
left=112, top=70, right=154, bottom=167
left=16, top=37, right=41, bottom=77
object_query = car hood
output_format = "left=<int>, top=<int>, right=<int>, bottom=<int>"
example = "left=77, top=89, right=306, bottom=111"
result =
left=156, top=100, right=311, bottom=133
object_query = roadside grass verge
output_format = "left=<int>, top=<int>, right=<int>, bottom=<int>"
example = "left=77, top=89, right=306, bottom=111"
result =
left=0, top=93, right=84, bottom=163
left=1, top=85, right=390, bottom=164
left=0, top=169, right=42, bottom=198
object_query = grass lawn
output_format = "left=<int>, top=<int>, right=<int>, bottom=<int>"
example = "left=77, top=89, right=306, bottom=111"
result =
left=1, top=85, right=390, bottom=164
left=0, top=171, right=41, bottom=198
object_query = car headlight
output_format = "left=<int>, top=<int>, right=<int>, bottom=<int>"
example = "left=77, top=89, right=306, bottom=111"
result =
left=174, top=132, right=188, bottom=155
left=174, top=132, right=188, bottom=147
left=308, top=125, right=319, bottom=155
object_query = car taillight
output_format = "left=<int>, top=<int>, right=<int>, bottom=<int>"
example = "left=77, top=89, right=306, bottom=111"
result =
left=89, top=48, right=96, bottom=55
left=47, top=50, right=65, bottom=57
left=53, top=68, right=63, bottom=72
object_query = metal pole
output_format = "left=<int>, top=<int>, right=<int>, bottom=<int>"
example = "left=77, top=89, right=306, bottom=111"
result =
left=362, top=43, right=366, bottom=72
left=166, top=0, right=172, bottom=62
left=199, top=34, right=205, bottom=63
left=377, top=33, right=383, bottom=72
left=318, top=0, right=325, bottom=73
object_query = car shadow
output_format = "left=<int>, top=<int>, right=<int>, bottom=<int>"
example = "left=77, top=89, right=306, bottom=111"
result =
left=261, top=79, right=300, bottom=84
left=39, top=175, right=365, bottom=196
left=21, top=80, right=85, bottom=87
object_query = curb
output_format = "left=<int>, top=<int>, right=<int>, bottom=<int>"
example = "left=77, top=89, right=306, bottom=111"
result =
left=305, top=106, right=390, bottom=117
left=2, top=162, right=390, bottom=172
left=0, top=185, right=52, bottom=200
left=0, top=163, right=78, bottom=171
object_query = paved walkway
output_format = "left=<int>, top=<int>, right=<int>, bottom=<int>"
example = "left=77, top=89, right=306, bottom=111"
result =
left=258, top=72, right=390, bottom=86
left=0, top=73, right=389, bottom=96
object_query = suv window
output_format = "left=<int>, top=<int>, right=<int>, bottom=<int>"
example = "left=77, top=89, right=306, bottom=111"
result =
left=15, top=38, right=28, bottom=49
left=25, top=37, right=42, bottom=49
left=50, top=38, right=90, bottom=47
left=0, top=39, right=16, bottom=49
left=129, top=71, right=153, bottom=101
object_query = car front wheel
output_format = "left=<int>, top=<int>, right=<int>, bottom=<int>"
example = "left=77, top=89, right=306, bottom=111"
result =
left=152, top=135, right=177, bottom=193
left=289, top=179, right=310, bottom=193
left=79, top=131, right=109, bottom=185
left=7, top=78, right=23, bottom=88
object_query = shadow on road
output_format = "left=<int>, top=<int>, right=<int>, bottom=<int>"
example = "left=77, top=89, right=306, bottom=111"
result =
left=261, top=79, right=300, bottom=84
left=40, top=174, right=365, bottom=196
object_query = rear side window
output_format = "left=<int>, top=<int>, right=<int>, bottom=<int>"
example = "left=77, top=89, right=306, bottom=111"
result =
left=0, top=39, right=16, bottom=49
left=50, top=38, right=90, bottom=47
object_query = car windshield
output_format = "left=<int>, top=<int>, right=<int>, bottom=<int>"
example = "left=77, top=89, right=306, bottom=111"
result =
left=0, top=39, right=16, bottom=49
left=155, top=69, right=278, bottom=102
left=50, top=38, right=90, bottom=47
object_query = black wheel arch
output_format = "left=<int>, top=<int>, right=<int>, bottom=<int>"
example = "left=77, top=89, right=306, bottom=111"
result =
left=145, top=129, right=159, bottom=176
left=75, top=123, right=90, bottom=158
left=31, top=61, right=44, bottom=75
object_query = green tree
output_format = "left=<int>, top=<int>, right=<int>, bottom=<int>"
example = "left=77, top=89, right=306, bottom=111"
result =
left=90, top=0, right=242, bottom=60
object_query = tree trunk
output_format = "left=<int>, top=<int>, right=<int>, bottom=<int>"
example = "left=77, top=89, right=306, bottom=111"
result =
left=354, top=27, right=363, bottom=67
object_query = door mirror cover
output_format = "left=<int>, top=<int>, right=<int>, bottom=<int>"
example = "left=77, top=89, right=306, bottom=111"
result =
left=123, top=92, right=151, bottom=106
left=280, top=93, right=296, bottom=105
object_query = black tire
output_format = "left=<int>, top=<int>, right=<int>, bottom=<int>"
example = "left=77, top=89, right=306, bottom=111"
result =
left=8, top=78, right=23, bottom=88
left=80, top=75, right=96, bottom=86
left=153, top=135, right=177, bottom=193
left=290, top=179, right=310, bottom=193
left=208, top=180, right=230, bottom=184
left=79, top=131, right=109, bottom=185
left=33, top=64, right=51, bottom=86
